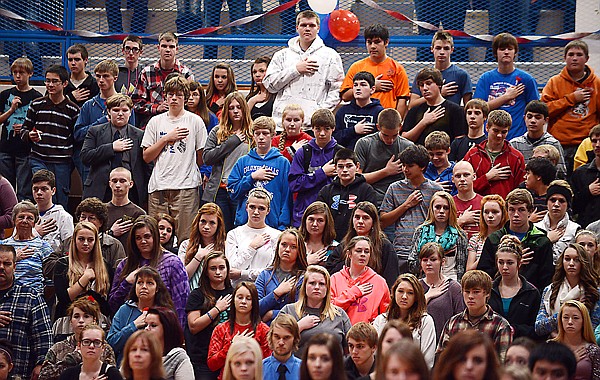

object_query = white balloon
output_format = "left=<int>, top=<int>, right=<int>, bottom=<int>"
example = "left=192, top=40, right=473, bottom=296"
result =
left=307, top=0, right=337, bottom=14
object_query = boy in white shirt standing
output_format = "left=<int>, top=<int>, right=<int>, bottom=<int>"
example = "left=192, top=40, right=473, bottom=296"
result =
left=142, top=76, right=207, bottom=240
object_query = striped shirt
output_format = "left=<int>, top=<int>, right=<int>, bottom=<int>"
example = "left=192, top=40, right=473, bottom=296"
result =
left=22, top=96, right=79, bottom=163
left=1, top=236, right=54, bottom=292
left=380, top=178, right=443, bottom=259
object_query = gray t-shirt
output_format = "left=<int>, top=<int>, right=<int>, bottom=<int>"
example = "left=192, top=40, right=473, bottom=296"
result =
left=280, top=303, right=351, bottom=357
left=355, top=133, right=413, bottom=205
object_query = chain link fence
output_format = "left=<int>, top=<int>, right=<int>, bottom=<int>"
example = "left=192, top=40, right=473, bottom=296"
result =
left=0, top=0, right=595, bottom=85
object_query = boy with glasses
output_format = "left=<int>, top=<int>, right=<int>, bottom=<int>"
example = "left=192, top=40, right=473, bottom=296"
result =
left=116, top=35, right=144, bottom=96
left=22, top=65, right=79, bottom=209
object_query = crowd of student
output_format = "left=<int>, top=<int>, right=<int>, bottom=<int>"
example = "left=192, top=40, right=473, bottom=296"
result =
left=0, top=6, right=598, bottom=380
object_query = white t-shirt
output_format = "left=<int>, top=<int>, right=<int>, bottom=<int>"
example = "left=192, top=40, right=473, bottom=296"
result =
left=142, top=110, right=207, bottom=192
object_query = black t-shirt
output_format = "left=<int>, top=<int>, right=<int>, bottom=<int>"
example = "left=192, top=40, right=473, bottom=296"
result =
left=184, top=286, right=233, bottom=364
left=0, top=87, right=42, bottom=155
left=449, top=134, right=486, bottom=162
left=403, top=99, right=468, bottom=145
left=58, top=363, right=123, bottom=380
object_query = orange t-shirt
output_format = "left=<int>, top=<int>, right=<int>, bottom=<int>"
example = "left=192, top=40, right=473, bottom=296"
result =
left=341, top=57, right=410, bottom=109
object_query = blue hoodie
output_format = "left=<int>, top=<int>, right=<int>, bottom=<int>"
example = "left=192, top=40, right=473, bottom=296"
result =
left=288, top=138, right=339, bottom=227
left=334, top=98, right=383, bottom=150
left=227, top=147, right=291, bottom=230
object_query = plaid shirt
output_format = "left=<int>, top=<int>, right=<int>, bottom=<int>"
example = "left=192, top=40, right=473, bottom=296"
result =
left=0, top=282, right=53, bottom=379
left=437, top=305, right=513, bottom=362
left=132, top=59, right=194, bottom=126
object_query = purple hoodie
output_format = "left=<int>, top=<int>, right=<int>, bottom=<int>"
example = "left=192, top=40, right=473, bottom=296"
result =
left=288, top=137, right=339, bottom=226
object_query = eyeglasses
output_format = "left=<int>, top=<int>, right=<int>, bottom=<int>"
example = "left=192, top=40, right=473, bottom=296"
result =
left=123, top=46, right=141, bottom=54
left=44, top=79, right=62, bottom=85
left=81, top=339, right=104, bottom=348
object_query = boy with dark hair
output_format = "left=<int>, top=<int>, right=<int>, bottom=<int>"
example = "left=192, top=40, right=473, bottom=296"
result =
left=474, top=33, right=539, bottom=141
left=424, top=131, right=455, bottom=194
left=289, top=109, right=340, bottom=227
left=463, top=109, right=526, bottom=199
left=116, top=35, right=143, bottom=96
left=529, top=341, right=576, bottom=380
left=449, top=99, right=488, bottom=162
left=22, top=65, right=79, bottom=209
left=142, top=75, right=206, bottom=240
left=355, top=108, right=413, bottom=206
left=0, top=57, right=42, bottom=201
left=30, top=169, right=73, bottom=253
left=380, top=144, right=443, bottom=272
left=524, top=157, right=557, bottom=220
left=64, top=44, right=99, bottom=108
left=402, top=68, right=467, bottom=145
left=334, top=71, right=383, bottom=150
left=477, top=188, right=554, bottom=291
left=510, top=100, right=567, bottom=178
left=572, top=124, right=600, bottom=227
left=133, top=32, right=195, bottom=128
left=437, top=270, right=513, bottom=361
left=344, top=322, right=378, bottom=380
left=340, top=23, right=410, bottom=116
left=317, top=148, right=377, bottom=240
left=410, top=31, right=472, bottom=108
left=81, top=93, right=148, bottom=206
left=543, top=40, right=600, bottom=178
left=228, top=116, right=291, bottom=230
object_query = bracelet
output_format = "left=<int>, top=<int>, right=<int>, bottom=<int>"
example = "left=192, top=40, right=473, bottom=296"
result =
left=206, top=311, right=214, bottom=321
left=77, top=279, right=85, bottom=288
left=193, top=256, right=202, bottom=263
left=214, top=306, right=221, bottom=313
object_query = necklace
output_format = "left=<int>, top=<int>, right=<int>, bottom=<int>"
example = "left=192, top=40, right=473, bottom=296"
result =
left=428, top=276, right=445, bottom=288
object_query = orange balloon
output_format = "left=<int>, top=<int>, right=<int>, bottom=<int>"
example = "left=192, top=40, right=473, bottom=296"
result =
left=328, top=10, right=360, bottom=42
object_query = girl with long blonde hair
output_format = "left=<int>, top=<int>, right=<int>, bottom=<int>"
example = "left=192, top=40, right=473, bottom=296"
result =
left=408, top=191, right=468, bottom=281
left=54, top=221, right=112, bottom=318
left=280, top=265, right=351, bottom=356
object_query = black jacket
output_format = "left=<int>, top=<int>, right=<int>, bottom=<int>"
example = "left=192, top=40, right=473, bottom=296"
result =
left=489, top=275, right=541, bottom=339
left=317, top=174, right=378, bottom=241
left=572, top=160, right=600, bottom=227
left=477, top=222, right=554, bottom=291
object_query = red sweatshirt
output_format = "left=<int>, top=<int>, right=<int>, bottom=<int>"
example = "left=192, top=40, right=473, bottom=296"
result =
left=463, top=140, right=525, bottom=199
left=330, top=266, right=390, bottom=324
left=207, top=321, right=271, bottom=379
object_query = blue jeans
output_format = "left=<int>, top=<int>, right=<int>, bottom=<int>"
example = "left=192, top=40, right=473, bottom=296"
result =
left=0, top=153, right=32, bottom=201
left=30, top=157, right=72, bottom=209
left=72, top=143, right=89, bottom=185
left=203, top=0, right=247, bottom=59
left=106, top=0, right=149, bottom=33
left=214, top=187, right=237, bottom=232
